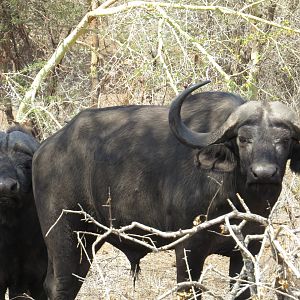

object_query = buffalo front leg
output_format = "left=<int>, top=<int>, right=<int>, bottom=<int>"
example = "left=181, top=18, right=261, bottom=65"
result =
left=229, top=252, right=251, bottom=300
left=44, top=220, right=104, bottom=300
left=0, top=286, right=5, bottom=300
left=8, top=281, right=31, bottom=300
left=175, top=242, right=208, bottom=299
left=28, top=281, right=47, bottom=300
left=8, top=275, right=47, bottom=300
left=45, top=252, right=88, bottom=299
left=45, top=240, right=102, bottom=300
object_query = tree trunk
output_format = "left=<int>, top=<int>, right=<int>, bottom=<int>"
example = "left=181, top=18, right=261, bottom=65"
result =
left=90, top=0, right=100, bottom=107
left=0, top=0, right=34, bottom=125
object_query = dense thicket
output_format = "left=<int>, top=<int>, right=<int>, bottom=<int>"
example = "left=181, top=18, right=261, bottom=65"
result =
left=1, top=0, right=300, bottom=135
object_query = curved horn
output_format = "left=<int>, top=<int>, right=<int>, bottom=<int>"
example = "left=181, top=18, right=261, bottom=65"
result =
left=169, top=81, right=265, bottom=149
left=270, top=102, right=300, bottom=140
left=169, top=81, right=212, bottom=149
left=291, top=121, right=300, bottom=141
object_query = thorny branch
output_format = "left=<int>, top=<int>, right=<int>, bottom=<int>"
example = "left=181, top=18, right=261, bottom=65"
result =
left=45, top=204, right=268, bottom=252
left=44, top=194, right=300, bottom=299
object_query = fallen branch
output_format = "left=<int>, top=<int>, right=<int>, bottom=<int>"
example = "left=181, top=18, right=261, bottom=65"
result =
left=157, top=280, right=225, bottom=300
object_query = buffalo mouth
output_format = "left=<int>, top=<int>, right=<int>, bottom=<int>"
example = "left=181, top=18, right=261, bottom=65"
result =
left=246, top=172, right=283, bottom=187
left=247, top=180, right=281, bottom=186
left=0, top=196, right=18, bottom=207
left=246, top=181, right=282, bottom=198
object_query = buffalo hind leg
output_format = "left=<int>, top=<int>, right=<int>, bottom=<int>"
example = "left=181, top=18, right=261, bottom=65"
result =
left=175, top=243, right=208, bottom=299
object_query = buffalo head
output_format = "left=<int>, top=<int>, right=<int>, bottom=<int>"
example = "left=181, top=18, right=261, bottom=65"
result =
left=0, top=127, right=39, bottom=211
left=169, top=82, right=300, bottom=202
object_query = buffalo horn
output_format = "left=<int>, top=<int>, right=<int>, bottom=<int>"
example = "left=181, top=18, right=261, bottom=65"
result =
left=169, top=86, right=300, bottom=149
left=168, top=81, right=212, bottom=149
left=270, top=102, right=300, bottom=140
left=169, top=82, right=264, bottom=148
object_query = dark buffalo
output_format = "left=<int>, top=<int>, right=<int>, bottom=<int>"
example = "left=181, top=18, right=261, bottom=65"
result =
left=0, top=127, right=47, bottom=300
left=32, top=81, right=300, bottom=300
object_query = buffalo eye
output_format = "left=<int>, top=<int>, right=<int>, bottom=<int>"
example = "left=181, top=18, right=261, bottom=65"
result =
left=23, top=163, right=32, bottom=170
left=238, top=136, right=252, bottom=144
left=17, top=160, right=32, bottom=172
left=274, top=137, right=290, bottom=147
left=276, top=138, right=289, bottom=144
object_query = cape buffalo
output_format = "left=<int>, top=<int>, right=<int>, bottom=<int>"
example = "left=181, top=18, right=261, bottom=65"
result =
left=32, top=81, right=300, bottom=300
left=0, top=127, right=47, bottom=300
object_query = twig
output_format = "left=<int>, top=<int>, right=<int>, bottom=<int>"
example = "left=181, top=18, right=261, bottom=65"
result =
left=154, top=19, right=178, bottom=94
left=155, top=6, right=230, bottom=83
left=268, top=225, right=300, bottom=279
left=225, top=217, right=259, bottom=297
left=183, top=248, right=197, bottom=299
left=45, top=205, right=268, bottom=252
left=157, top=281, right=225, bottom=300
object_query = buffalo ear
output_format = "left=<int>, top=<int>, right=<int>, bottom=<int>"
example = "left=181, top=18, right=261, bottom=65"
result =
left=195, top=144, right=236, bottom=172
left=290, top=142, right=300, bottom=174
left=8, top=130, right=40, bottom=156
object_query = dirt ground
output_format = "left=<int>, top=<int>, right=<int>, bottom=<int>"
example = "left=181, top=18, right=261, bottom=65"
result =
left=76, top=244, right=230, bottom=300
left=75, top=179, right=300, bottom=300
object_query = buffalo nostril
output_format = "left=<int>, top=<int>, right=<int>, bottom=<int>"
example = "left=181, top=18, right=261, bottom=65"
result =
left=251, top=169, right=258, bottom=179
left=10, top=181, right=19, bottom=192
left=251, top=164, right=278, bottom=180
left=0, top=178, right=20, bottom=194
